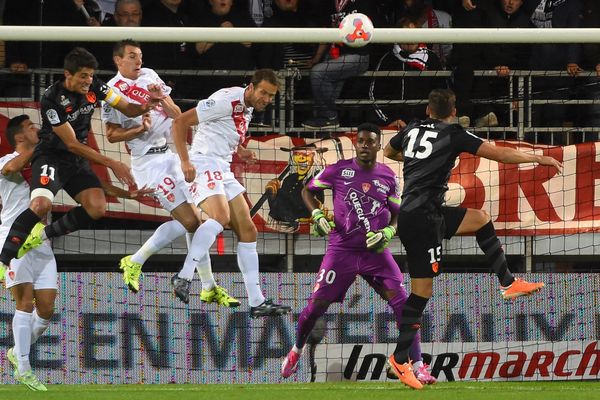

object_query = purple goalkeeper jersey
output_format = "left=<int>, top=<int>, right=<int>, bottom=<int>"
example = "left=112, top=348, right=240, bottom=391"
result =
left=307, top=158, right=401, bottom=251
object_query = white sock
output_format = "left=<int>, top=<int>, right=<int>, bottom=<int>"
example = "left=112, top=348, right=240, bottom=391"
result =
left=237, top=242, right=265, bottom=307
left=185, top=232, right=193, bottom=250
left=413, top=360, right=423, bottom=370
left=13, top=310, right=33, bottom=375
left=292, top=344, right=304, bottom=355
left=131, top=220, right=187, bottom=265
left=195, top=252, right=216, bottom=291
left=178, top=219, right=223, bottom=280
left=30, top=309, right=51, bottom=345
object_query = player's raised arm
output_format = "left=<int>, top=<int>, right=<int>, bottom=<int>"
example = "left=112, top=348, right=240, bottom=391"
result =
left=111, top=83, right=165, bottom=118
left=1, top=148, right=33, bottom=176
left=476, top=142, right=563, bottom=174
left=105, top=113, right=151, bottom=143
left=52, top=122, right=135, bottom=186
left=172, top=108, right=199, bottom=183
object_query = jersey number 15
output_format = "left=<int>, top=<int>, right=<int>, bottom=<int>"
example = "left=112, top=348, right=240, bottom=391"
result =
left=405, top=128, right=439, bottom=159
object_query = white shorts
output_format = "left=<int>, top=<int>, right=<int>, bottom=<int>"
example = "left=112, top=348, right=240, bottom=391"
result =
left=5, top=242, right=57, bottom=290
left=189, top=154, right=245, bottom=204
left=132, top=151, right=199, bottom=212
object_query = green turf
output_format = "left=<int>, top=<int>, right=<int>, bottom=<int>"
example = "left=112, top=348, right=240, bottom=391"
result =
left=0, top=381, right=598, bottom=400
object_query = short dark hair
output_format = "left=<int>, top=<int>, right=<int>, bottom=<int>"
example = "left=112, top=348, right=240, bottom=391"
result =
left=64, top=47, right=99, bottom=74
left=6, top=115, right=30, bottom=148
left=250, top=69, right=278, bottom=87
left=113, top=39, right=141, bottom=58
left=356, top=122, right=381, bottom=138
left=428, top=88, right=456, bottom=119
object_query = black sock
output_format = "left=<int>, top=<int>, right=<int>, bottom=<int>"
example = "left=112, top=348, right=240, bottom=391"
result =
left=476, top=221, right=515, bottom=287
left=0, top=208, right=41, bottom=264
left=44, top=206, right=94, bottom=239
left=393, top=293, right=429, bottom=364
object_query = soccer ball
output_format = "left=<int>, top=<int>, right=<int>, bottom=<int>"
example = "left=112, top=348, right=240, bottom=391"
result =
left=339, top=13, right=374, bottom=48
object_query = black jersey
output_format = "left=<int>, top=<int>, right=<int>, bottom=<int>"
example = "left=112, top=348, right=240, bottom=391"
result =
left=36, top=75, right=121, bottom=157
left=389, top=118, right=483, bottom=212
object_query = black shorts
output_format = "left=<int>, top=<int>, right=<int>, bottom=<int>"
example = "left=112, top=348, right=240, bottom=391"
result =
left=397, top=206, right=467, bottom=279
left=29, top=153, right=102, bottom=199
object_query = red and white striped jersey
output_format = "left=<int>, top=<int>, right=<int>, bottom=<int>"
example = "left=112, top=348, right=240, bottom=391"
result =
left=191, top=86, right=253, bottom=163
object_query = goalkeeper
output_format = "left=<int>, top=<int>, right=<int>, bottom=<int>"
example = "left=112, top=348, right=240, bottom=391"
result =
left=281, top=123, right=435, bottom=384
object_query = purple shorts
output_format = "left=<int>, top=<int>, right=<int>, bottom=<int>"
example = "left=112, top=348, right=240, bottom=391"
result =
left=310, top=248, right=405, bottom=303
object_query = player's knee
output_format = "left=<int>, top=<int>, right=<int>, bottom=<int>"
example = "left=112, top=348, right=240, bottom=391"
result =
left=29, top=192, right=53, bottom=216
left=85, top=202, right=107, bottom=220
left=238, top=223, right=257, bottom=242
left=479, top=209, right=492, bottom=225
left=15, top=300, right=35, bottom=313
left=181, top=217, right=200, bottom=232
left=35, top=303, right=55, bottom=320
left=213, top=213, right=230, bottom=227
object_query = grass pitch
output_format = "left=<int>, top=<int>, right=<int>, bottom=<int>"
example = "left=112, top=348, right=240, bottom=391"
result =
left=0, top=381, right=598, bottom=400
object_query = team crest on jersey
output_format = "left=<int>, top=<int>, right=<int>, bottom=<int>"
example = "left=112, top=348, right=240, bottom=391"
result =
left=46, top=109, right=60, bottom=125
left=166, top=193, right=175, bottom=203
left=234, top=104, right=245, bottom=113
left=207, top=182, right=216, bottom=190
left=60, top=95, right=70, bottom=107
left=8, top=270, right=15, bottom=280
left=341, top=168, right=355, bottom=179
left=362, top=183, right=371, bottom=193
left=200, top=99, right=215, bottom=110
left=40, top=176, right=50, bottom=185
left=86, top=91, right=97, bottom=103
left=117, top=81, right=129, bottom=92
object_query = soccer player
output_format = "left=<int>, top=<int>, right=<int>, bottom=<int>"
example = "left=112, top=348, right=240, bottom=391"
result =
left=0, top=47, right=164, bottom=272
left=281, top=123, right=435, bottom=384
left=383, top=88, right=562, bottom=389
left=171, top=68, right=291, bottom=317
left=101, top=39, right=238, bottom=307
left=0, top=115, right=54, bottom=391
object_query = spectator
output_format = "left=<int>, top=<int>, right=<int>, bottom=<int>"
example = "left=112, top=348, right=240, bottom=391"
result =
left=479, top=0, right=532, bottom=128
left=529, top=0, right=582, bottom=144
left=142, top=0, right=202, bottom=98
left=369, top=17, right=445, bottom=129
left=255, top=0, right=320, bottom=70
left=393, top=0, right=452, bottom=67
left=302, top=0, right=380, bottom=130
left=576, top=0, right=600, bottom=139
left=92, top=0, right=144, bottom=71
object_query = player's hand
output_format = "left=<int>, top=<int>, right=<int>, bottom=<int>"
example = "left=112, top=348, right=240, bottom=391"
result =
left=238, top=146, right=257, bottom=164
left=311, top=209, right=335, bottom=237
left=181, top=160, right=196, bottom=183
left=128, top=185, right=155, bottom=200
left=146, top=84, right=166, bottom=108
left=266, top=178, right=281, bottom=195
left=110, top=161, right=135, bottom=187
left=366, top=226, right=396, bottom=253
left=537, top=155, right=563, bottom=174
left=141, top=113, right=152, bottom=132
left=462, top=0, right=476, bottom=10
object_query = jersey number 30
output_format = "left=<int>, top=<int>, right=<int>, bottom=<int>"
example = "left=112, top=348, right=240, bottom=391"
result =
left=405, top=128, right=439, bottom=159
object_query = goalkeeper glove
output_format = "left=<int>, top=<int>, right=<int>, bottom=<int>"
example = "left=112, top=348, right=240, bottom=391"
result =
left=311, top=209, right=335, bottom=237
left=365, top=226, right=396, bottom=253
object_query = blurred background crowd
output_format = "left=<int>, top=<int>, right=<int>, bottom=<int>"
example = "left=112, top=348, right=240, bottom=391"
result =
left=0, top=0, right=598, bottom=141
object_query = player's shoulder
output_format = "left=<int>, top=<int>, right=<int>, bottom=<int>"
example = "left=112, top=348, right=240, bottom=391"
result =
left=140, top=67, right=157, bottom=76
left=374, top=162, right=395, bottom=176
left=0, top=151, right=18, bottom=170
left=42, top=81, right=63, bottom=102
left=211, top=86, right=244, bottom=101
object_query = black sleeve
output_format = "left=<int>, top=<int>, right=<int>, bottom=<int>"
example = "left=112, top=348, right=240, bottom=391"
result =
left=41, top=95, right=69, bottom=127
left=451, top=126, right=484, bottom=155
left=388, top=130, right=405, bottom=151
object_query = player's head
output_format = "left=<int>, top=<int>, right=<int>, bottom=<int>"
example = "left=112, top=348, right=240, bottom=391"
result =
left=427, top=88, right=457, bottom=120
left=245, top=69, right=279, bottom=112
left=6, top=115, right=39, bottom=149
left=355, top=123, right=381, bottom=165
left=114, top=0, right=142, bottom=27
left=63, top=47, right=99, bottom=94
left=113, top=39, right=143, bottom=79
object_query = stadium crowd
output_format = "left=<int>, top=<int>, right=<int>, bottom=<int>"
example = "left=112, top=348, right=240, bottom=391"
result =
left=1, top=0, right=599, bottom=137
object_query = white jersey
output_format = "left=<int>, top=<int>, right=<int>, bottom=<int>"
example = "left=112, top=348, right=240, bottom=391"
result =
left=191, top=86, right=253, bottom=163
left=0, top=152, right=30, bottom=244
left=102, top=68, right=173, bottom=159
